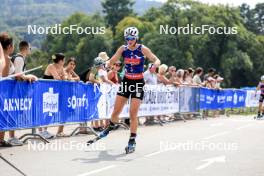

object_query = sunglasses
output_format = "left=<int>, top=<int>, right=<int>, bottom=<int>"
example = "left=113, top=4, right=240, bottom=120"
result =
left=114, top=64, right=122, bottom=67
left=125, top=36, right=136, bottom=41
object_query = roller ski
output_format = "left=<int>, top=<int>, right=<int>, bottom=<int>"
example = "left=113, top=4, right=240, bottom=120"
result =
left=87, top=122, right=129, bottom=146
left=255, top=114, right=264, bottom=120
left=254, top=110, right=263, bottom=120
left=125, top=135, right=136, bottom=154
left=87, top=122, right=116, bottom=146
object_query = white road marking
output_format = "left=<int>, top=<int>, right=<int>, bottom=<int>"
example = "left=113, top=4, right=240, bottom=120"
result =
left=236, top=124, right=253, bottom=130
left=144, top=151, right=164, bottom=157
left=230, top=119, right=254, bottom=122
left=210, top=123, right=223, bottom=127
left=196, top=156, right=226, bottom=170
left=76, top=165, right=117, bottom=176
left=203, top=131, right=230, bottom=140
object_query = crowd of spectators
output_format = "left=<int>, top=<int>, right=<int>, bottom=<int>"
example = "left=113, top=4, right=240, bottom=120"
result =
left=0, top=32, right=224, bottom=147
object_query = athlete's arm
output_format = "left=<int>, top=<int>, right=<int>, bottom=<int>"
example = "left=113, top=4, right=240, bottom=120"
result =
left=142, top=46, right=161, bottom=67
left=107, top=46, right=123, bottom=67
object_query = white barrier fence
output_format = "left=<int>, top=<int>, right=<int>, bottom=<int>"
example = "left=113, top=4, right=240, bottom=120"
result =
left=97, top=84, right=180, bottom=119
left=97, top=84, right=260, bottom=119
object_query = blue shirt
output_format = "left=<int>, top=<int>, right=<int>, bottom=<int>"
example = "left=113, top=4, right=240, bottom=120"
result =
left=122, top=44, right=145, bottom=74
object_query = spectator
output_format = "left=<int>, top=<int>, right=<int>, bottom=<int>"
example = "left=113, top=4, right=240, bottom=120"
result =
left=98, top=52, right=114, bottom=85
left=205, top=76, right=216, bottom=89
left=107, top=60, right=122, bottom=84
left=204, top=67, right=216, bottom=82
left=12, top=41, right=37, bottom=82
left=8, top=41, right=38, bottom=146
left=172, top=69, right=184, bottom=86
left=43, top=53, right=67, bottom=80
left=183, top=68, right=194, bottom=85
left=193, top=67, right=204, bottom=86
left=187, top=68, right=194, bottom=84
left=214, top=74, right=224, bottom=89
left=165, top=66, right=176, bottom=80
left=157, top=64, right=170, bottom=85
left=157, top=64, right=170, bottom=123
left=144, top=63, right=158, bottom=85
left=0, top=33, right=14, bottom=147
left=88, top=56, right=108, bottom=132
left=0, top=42, right=5, bottom=76
left=41, top=53, right=67, bottom=138
left=64, top=57, right=80, bottom=81
left=144, top=63, right=158, bottom=125
left=96, top=52, right=114, bottom=130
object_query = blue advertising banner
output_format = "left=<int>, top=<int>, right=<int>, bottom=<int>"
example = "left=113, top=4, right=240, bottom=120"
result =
left=0, top=80, right=248, bottom=131
left=199, top=88, right=246, bottom=110
left=0, top=80, right=101, bottom=131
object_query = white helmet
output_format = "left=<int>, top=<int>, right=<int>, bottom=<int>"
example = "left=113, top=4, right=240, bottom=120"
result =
left=261, top=75, right=264, bottom=81
left=124, top=27, right=139, bottom=38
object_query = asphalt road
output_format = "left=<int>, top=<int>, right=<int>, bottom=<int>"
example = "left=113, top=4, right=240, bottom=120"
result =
left=1, top=115, right=264, bottom=176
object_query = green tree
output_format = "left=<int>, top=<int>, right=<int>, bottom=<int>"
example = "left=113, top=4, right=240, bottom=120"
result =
left=114, top=16, right=154, bottom=49
left=42, top=13, right=113, bottom=74
left=102, top=0, right=135, bottom=36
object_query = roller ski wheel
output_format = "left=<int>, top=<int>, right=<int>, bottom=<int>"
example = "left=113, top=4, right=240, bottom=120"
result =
left=125, top=142, right=136, bottom=154
left=255, top=114, right=263, bottom=120
left=87, top=136, right=101, bottom=146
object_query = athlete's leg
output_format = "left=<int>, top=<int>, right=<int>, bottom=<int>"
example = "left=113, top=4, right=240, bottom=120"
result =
left=125, top=98, right=141, bottom=153
left=258, top=95, right=263, bottom=118
left=258, top=102, right=263, bottom=117
left=129, top=98, right=141, bottom=134
left=258, top=102, right=262, bottom=113
left=110, top=95, right=128, bottom=123
left=98, top=95, right=128, bottom=137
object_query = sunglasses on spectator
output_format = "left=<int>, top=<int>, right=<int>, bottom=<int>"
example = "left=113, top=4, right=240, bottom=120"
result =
left=114, top=64, right=122, bottom=67
left=125, top=36, right=136, bottom=41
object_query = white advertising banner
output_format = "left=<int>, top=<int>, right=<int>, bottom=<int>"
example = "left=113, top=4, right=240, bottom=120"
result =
left=245, top=90, right=260, bottom=107
left=97, top=84, right=180, bottom=119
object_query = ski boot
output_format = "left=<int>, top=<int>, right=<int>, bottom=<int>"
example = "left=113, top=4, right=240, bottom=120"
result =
left=125, top=140, right=136, bottom=154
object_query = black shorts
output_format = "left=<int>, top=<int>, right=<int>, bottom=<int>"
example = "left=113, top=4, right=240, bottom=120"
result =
left=117, top=77, right=145, bottom=100
left=259, top=94, right=264, bottom=103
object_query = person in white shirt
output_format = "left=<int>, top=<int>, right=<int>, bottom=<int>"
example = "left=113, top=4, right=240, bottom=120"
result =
left=8, top=41, right=38, bottom=145
left=12, top=41, right=37, bottom=82
left=91, top=52, right=114, bottom=132
left=193, top=67, right=204, bottom=86
left=143, top=63, right=158, bottom=125
left=144, top=63, right=157, bottom=85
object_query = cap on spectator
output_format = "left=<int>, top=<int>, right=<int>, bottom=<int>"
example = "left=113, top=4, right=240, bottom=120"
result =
left=98, top=52, right=109, bottom=61
left=188, top=67, right=194, bottom=73
left=217, top=76, right=224, bottom=82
